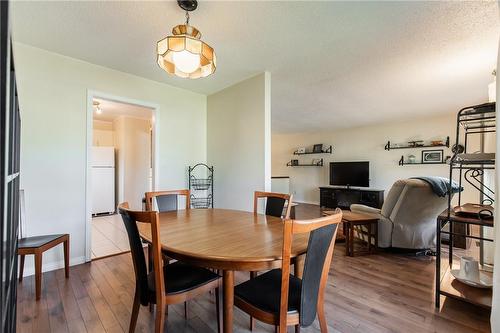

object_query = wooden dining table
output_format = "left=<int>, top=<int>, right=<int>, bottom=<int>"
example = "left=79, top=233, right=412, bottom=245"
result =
left=136, top=208, right=310, bottom=333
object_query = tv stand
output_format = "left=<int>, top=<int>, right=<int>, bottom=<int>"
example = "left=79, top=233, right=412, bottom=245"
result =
left=319, top=186, right=384, bottom=210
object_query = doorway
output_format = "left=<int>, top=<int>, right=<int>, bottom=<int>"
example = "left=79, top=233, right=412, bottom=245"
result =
left=86, top=92, right=159, bottom=260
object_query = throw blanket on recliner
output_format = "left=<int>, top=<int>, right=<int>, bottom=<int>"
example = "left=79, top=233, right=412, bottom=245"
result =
left=411, top=176, right=463, bottom=197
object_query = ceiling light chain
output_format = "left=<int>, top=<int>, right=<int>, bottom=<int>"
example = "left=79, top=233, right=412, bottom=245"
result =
left=185, top=11, right=190, bottom=26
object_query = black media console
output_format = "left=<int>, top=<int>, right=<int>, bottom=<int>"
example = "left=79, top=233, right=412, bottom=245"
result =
left=319, top=187, right=384, bottom=209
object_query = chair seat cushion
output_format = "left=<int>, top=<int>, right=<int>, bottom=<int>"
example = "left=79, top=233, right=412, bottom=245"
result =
left=18, top=234, right=67, bottom=249
left=235, top=269, right=301, bottom=314
left=147, top=261, right=220, bottom=295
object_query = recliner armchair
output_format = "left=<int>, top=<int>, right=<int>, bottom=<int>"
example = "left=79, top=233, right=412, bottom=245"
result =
left=351, top=179, right=449, bottom=249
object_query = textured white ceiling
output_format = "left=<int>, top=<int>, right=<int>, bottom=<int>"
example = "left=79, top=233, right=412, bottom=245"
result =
left=11, top=1, right=499, bottom=132
left=93, top=98, right=153, bottom=122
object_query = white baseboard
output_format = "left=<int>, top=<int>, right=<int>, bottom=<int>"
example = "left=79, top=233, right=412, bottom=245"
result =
left=21, top=256, right=87, bottom=277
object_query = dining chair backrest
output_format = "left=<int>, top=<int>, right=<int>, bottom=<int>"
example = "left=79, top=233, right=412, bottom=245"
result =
left=118, top=202, right=164, bottom=306
left=145, top=190, right=191, bottom=212
left=253, top=191, right=293, bottom=218
left=280, top=209, right=342, bottom=329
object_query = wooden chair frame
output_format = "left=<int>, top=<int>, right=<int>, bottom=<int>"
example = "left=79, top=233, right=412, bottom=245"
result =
left=118, top=203, right=221, bottom=333
left=236, top=209, right=342, bottom=333
left=253, top=191, right=293, bottom=218
left=145, top=189, right=191, bottom=211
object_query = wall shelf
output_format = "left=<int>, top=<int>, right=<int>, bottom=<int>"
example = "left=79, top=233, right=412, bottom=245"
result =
left=385, top=137, right=449, bottom=151
left=293, top=145, right=332, bottom=155
left=287, top=158, right=323, bottom=167
left=398, top=156, right=447, bottom=166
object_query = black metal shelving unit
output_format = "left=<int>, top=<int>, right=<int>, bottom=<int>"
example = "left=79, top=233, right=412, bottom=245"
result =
left=435, top=102, right=495, bottom=310
left=188, top=163, right=214, bottom=209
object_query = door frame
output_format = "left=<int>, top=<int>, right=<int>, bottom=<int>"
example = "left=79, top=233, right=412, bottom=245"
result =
left=85, top=90, right=160, bottom=262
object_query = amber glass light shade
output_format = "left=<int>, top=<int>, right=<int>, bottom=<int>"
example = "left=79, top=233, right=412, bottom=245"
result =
left=157, top=24, right=216, bottom=79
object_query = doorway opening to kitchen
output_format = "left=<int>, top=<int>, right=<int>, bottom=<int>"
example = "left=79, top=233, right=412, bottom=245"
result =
left=87, top=94, right=158, bottom=260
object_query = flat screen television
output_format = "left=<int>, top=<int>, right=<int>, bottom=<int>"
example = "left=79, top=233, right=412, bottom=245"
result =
left=329, top=161, right=369, bottom=187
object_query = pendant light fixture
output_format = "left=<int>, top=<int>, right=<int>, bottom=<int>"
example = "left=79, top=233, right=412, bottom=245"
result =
left=157, top=0, right=216, bottom=79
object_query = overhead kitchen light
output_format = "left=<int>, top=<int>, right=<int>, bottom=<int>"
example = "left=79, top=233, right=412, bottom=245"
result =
left=157, top=0, right=216, bottom=79
left=93, top=101, right=102, bottom=115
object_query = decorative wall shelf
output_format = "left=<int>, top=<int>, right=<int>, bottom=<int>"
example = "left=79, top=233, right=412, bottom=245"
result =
left=293, top=145, right=333, bottom=155
left=385, top=137, right=449, bottom=151
left=398, top=156, right=447, bottom=166
left=287, top=158, right=324, bottom=167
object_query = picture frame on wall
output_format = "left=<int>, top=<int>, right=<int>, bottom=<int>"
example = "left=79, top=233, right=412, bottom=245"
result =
left=313, top=144, right=323, bottom=153
left=422, top=149, right=443, bottom=164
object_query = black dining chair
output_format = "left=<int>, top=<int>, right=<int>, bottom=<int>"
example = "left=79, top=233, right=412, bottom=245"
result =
left=118, top=202, right=221, bottom=333
left=144, top=190, right=191, bottom=315
left=250, top=191, right=293, bottom=329
left=253, top=191, right=292, bottom=218
left=234, top=209, right=342, bottom=333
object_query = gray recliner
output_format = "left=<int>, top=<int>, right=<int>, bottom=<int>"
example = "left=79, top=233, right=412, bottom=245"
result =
left=350, top=179, right=449, bottom=249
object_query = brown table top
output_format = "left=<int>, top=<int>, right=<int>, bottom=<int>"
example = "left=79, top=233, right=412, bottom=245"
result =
left=334, top=210, right=379, bottom=223
left=137, top=208, right=310, bottom=271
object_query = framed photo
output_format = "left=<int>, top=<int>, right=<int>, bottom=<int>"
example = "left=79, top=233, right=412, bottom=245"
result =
left=422, top=149, right=443, bottom=163
left=297, top=147, right=306, bottom=154
left=313, top=144, right=323, bottom=153
left=291, top=159, right=299, bottom=166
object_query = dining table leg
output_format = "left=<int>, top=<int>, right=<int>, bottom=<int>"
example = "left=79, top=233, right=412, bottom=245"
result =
left=223, top=270, right=234, bottom=333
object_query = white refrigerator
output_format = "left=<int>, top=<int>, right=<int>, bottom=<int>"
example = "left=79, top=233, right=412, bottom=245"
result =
left=92, top=147, right=115, bottom=215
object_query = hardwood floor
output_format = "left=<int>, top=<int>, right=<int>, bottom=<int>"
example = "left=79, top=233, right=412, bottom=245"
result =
left=17, top=203, right=491, bottom=333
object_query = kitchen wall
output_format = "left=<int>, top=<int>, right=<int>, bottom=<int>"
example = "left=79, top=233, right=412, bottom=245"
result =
left=93, top=120, right=114, bottom=146
left=14, top=42, right=207, bottom=275
left=113, top=116, right=151, bottom=210
left=207, top=72, right=272, bottom=212
left=272, top=113, right=479, bottom=205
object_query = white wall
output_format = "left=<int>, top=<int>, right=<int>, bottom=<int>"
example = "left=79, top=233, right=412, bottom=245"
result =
left=14, top=43, right=207, bottom=275
left=113, top=116, right=151, bottom=210
left=272, top=113, right=478, bottom=204
left=207, top=73, right=271, bottom=212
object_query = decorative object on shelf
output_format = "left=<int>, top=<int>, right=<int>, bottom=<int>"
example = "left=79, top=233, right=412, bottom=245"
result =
left=408, top=140, right=424, bottom=147
left=157, top=0, right=216, bottom=79
left=188, top=163, right=213, bottom=208
left=385, top=136, right=449, bottom=151
left=293, top=145, right=332, bottom=155
left=422, top=150, right=443, bottom=164
left=408, top=154, right=416, bottom=164
left=313, top=144, right=323, bottom=153
left=435, top=101, right=496, bottom=310
left=450, top=256, right=493, bottom=289
left=431, top=140, right=444, bottom=146
left=312, top=158, right=322, bottom=165
left=287, top=158, right=323, bottom=167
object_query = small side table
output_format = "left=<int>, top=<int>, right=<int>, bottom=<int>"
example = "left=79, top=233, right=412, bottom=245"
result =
left=341, top=210, right=378, bottom=257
